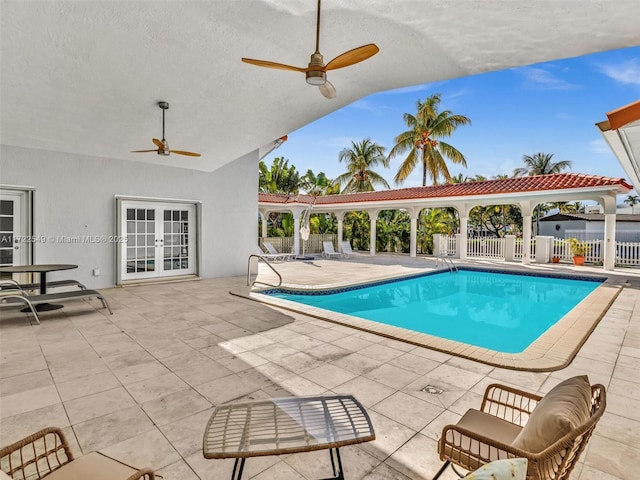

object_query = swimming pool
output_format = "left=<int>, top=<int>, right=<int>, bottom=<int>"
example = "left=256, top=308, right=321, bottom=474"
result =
left=267, top=269, right=604, bottom=353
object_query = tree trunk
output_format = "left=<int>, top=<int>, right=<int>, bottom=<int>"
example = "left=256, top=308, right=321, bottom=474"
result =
left=422, top=150, right=427, bottom=186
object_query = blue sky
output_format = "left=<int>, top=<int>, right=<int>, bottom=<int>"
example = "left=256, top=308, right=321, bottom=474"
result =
left=264, top=46, right=640, bottom=195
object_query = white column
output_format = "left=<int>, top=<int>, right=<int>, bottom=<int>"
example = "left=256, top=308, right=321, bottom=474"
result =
left=368, top=210, right=379, bottom=256
left=409, top=208, right=419, bottom=258
left=457, top=204, right=470, bottom=260
left=291, top=209, right=302, bottom=255
left=259, top=210, right=269, bottom=238
left=336, top=212, right=345, bottom=252
left=602, top=196, right=617, bottom=271
left=520, top=202, right=533, bottom=265
left=505, top=235, right=516, bottom=262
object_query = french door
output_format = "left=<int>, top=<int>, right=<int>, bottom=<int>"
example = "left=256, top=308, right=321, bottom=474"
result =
left=120, top=200, right=196, bottom=281
left=0, top=190, right=30, bottom=279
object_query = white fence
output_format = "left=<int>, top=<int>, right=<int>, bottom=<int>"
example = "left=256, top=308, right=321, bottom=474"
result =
left=467, top=238, right=505, bottom=259
left=552, top=239, right=602, bottom=264
left=436, top=234, right=640, bottom=266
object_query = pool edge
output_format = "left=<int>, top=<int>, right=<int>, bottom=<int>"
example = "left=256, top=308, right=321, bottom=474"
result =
left=230, top=275, right=623, bottom=372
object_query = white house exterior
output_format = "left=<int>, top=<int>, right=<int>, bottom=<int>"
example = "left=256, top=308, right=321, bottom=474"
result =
left=539, top=213, right=640, bottom=241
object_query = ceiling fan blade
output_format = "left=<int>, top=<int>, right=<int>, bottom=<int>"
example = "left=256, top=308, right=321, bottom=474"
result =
left=241, top=58, right=306, bottom=73
left=171, top=150, right=202, bottom=157
left=319, top=80, right=336, bottom=99
left=325, top=44, right=379, bottom=71
left=153, top=138, right=164, bottom=148
left=131, top=149, right=159, bottom=153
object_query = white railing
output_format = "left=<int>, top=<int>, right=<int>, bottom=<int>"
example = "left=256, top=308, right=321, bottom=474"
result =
left=553, top=238, right=602, bottom=263
left=616, top=242, right=640, bottom=265
left=467, top=238, right=505, bottom=259
left=445, top=235, right=457, bottom=255
left=514, top=239, right=535, bottom=260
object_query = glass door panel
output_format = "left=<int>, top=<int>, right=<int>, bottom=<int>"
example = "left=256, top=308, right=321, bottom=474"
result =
left=120, top=201, right=196, bottom=281
left=0, top=191, right=28, bottom=280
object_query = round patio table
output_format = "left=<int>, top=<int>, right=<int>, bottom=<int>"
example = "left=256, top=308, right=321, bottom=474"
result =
left=0, top=264, right=78, bottom=311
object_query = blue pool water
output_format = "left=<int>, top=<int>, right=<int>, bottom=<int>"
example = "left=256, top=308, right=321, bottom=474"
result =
left=268, top=269, right=603, bottom=353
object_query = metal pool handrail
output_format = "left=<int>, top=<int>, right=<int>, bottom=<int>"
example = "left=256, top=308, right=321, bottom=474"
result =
left=247, top=255, right=282, bottom=288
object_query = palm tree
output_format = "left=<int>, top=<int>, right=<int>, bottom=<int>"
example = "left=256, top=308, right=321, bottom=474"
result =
left=624, top=194, right=640, bottom=213
left=513, top=152, right=572, bottom=233
left=300, top=170, right=339, bottom=195
left=513, top=152, right=572, bottom=177
left=389, top=93, right=471, bottom=186
left=335, top=138, right=390, bottom=193
left=259, top=157, right=301, bottom=194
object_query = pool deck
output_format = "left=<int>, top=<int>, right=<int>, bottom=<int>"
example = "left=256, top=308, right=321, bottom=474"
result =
left=244, top=262, right=622, bottom=372
left=0, top=255, right=638, bottom=479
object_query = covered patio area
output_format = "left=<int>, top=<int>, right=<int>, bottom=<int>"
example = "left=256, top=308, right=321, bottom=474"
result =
left=1, top=256, right=638, bottom=479
left=259, top=173, right=633, bottom=271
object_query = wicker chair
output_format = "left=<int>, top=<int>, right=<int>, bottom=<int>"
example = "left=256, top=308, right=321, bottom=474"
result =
left=0, top=427, right=156, bottom=480
left=433, top=382, right=606, bottom=480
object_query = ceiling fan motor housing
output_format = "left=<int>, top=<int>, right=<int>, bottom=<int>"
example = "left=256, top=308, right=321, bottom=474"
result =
left=306, top=52, right=326, bottom=85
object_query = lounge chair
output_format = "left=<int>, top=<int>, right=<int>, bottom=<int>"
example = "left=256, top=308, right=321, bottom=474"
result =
left=433, top=376, right=606, bottom=480
left=340, top=240, right=363, bottom=258
left=0, top=427, right=156, bottom=479
left=0, top=289, right=113, bottom=324
left=322, top=241, right=342, bottom=259
left=262, top=241, right=296, bottom=261
left=0, top=278, right=86, bottom=291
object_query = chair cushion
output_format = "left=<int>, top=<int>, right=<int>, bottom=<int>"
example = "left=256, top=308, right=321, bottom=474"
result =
left=511, top=375, right=591, bottom=453
left=463, top=458, right=527, bottom=480
left=43, top=452, right=141, bottom=480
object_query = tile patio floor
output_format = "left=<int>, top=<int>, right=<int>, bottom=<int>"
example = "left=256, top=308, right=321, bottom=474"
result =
left=0, top=255, right=638, bottom=479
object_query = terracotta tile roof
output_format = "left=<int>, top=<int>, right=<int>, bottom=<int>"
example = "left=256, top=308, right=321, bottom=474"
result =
left=540, top=213, right=640, bottom=222
left=259, top=173, right=632, bottom=206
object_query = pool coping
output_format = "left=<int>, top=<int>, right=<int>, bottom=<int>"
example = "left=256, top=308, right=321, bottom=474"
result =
left=231, top=267, right=624, bottom=372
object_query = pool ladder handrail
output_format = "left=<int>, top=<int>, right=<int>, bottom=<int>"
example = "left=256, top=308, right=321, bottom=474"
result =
left=247, top=254, right=283, bottom=288
left=436, top=254, right=458, bottom=273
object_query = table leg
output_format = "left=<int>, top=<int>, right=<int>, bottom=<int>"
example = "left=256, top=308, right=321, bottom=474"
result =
left=40, top=271, right=47, bottom=294
left=20, top=271, right=64, bottom=312
left=230, top=458, right=246, bottom=480
left=321, top=448, right=345, bottom=480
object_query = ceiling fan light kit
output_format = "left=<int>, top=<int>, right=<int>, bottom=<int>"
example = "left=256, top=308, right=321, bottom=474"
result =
left=131, top=102, right=201, bottom=157
left=241, top=0, right=378, bottom=99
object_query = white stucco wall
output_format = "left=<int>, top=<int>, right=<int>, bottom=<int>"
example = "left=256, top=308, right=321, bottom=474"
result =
left=0, top=145, right=258, bottom=289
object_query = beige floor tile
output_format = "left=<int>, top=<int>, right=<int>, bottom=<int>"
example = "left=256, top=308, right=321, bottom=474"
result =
left=386, top=433, right=461, bottom=480
left=100, top=427, right=181, bottom=471
left=362, top=462, right=412, bottom=480
left=141, top=388, right=211, bottom=426
left=48, top=357, right=109, bottom=384
left=251, top=461, right=306, bottom=480
left=372, top=391, right=444, bottom=431
left=583, top=433, right=637, bottom=480
left=124, top=372, right=190, bottom=403
left=185, top=449, right=280, bottom=480
left=606, top=392, right=640, bottom=422
left=358, top=344, right=405, bottom=363
left=595, top=412, right=640, bottom=446
left=101, top=349, right=156, bottom=370
left=332, top=376, right=396, bottom=408
left=64, top=386, right=136, bottom=425
left=73, top=405, right=155, bottom=452
left=157, top=459, right=201, bottom=480
left=0, top=384, right=60, bottom=419
left=420, top=410, right=463, bottom=442
left=159, top=407, right=214, bottom=457
left=425, top=364, right=485, bottom=391
left=389, top=352, right=440, bottom=375
left=112, top=360, right=171, bottom=385
left=0, top=355, right=48, bottom=379
left=579, top=464, right=626, bottom=480
left=0, top=369, right=53, bottom=397
left=300, top=363, right=357, bottom=389
left=0, top=403, right=70, bottom=446
left=56, top=370, right=121, bottom=402
left=359, top=410, right=417, bottom=461
left=278, top=375, right=326, bottom=396
left=275, top=351, right=324, bottom=374
left=403, top=377, right=469, bottom=410
left=364, top=363, right=421, bottom=391
left=196, top=374, right=264, bottom=405
left=332, top=352, right=384, bottom=376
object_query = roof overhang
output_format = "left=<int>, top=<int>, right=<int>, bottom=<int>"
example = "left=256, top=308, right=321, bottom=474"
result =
left=259, top=174, right=632, bottom=213
left=597, top=100, right=640, bottom=191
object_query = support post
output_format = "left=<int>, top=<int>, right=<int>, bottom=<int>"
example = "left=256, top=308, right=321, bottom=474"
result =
left=408, top=208, right=420, bottom=258
left=336, top=212, right=345, bottom=252
left=601, top=195, right=617, bottom=271
left=520, top=202, right=533, bottom=265
left=457, top=204, right=471, bottom=260
left=368, top=210, right=379, bottom=256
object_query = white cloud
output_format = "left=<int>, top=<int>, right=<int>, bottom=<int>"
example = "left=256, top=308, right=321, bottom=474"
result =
left=589, top=138, right=611, bottom=155
left=516, top=66, right=579, bottom=90
left=377, top=82, right=440, bottom=96
left=598, top=58, right=640, bottom=86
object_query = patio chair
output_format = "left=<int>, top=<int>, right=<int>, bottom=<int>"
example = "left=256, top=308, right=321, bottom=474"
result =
left=0, top=278, right=87, bottom=292
left=340, top=240, right=363, bottom=258
left=0, top=289, right=113, bottom=324
left=262, top=241, right=296, bottom=261
left=0, top=427, right=156, bottom=479
left=322, top=241, right=342, bottom=259
left=433, top=376, right=606, bottom=480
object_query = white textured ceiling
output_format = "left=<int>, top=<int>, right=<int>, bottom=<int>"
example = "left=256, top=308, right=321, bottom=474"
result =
left=2, top=0, right=640, bottom=172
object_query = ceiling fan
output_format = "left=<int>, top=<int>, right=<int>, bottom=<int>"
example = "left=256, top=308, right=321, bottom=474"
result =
left=241, top=0, right=379, bottom=99
left=131, top=101, right=201, bottom=157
